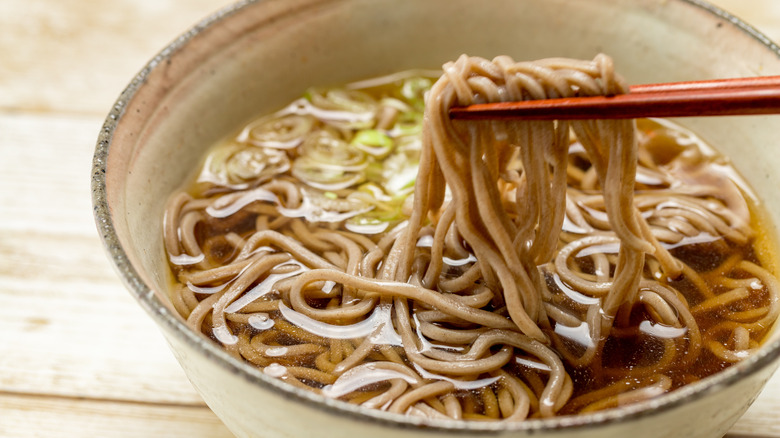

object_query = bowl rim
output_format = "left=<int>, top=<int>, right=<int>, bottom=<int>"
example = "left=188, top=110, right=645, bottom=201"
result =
left=92, top=0, right=780, bottom=433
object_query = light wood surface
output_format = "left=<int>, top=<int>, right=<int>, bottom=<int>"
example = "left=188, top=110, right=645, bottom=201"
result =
left=1, top=1, right=779, bottom=437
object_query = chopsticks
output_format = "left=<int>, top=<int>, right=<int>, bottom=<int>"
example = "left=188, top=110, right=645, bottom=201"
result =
left=449, top=76, right=780, bottom=120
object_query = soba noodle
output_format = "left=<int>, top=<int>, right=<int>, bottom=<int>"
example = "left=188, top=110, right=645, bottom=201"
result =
left=163, top=54, right=780, bottom=419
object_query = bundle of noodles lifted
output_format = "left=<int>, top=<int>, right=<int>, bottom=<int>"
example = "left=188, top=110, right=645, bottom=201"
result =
left=163, top=54, right=780, bottom=419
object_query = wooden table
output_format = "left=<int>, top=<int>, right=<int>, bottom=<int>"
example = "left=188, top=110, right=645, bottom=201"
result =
left=1, top=1, right=779, bottom=436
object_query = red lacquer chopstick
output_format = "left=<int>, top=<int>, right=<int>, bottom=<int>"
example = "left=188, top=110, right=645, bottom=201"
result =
left=449, top=76, right=780, bottom=120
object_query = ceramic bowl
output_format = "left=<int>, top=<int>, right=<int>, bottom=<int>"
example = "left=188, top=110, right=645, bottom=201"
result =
left=92, top=0, right=780, bottom=437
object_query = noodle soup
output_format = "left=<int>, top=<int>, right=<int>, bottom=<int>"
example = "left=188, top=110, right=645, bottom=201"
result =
left=162, top=56, right=779, bottom=420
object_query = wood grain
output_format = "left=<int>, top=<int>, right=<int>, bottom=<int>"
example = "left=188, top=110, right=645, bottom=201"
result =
left=0, top=0, right=234, bottom=115
left=0, top=112, right=205, bottom=404
left=1, top=0, right=779, bottom=437
left=0, top=394, right=232, bottom=438
left=0, top=1, right=234, bottom=435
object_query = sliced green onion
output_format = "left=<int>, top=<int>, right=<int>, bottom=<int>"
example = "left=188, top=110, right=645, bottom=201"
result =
left=318, top=89, right=376, bottom=112
left=400, top=77, right=432, bottom=111
left=304, top=188, right=369, bottom=213
left=244, top=114, right=316, bottom=149
left=389, top=111, right=423, bottom=137
left=304, top=87, right=377, bottom=128
left=379, top=97, right=411, bottom=113
left=378, top=145, right=420, bottom=196
left=300, top=131, right=367, bottom=171
left=356, top=183, right=393, bottom=202
left=198, top=142, right=290, bottom=187
left=383, top=165, right=418, bottom=195
left=351, top=129, right=395, bottom=158
left=293, top=132, right=368, bottom=190
left=291, top=157, right=365, bottom=191
left=348, top=189, right=395, bottom=212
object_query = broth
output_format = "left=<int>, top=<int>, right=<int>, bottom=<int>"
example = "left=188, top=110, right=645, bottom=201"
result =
left=162, top=66, right=779, bottom=419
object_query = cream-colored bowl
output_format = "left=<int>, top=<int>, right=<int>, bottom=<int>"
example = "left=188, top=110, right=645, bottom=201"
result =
left=92, top=1, right=780, bottom=437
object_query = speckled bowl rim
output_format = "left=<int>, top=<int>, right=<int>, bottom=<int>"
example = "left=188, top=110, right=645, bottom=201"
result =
left=92, top=0, right=780, bottom=434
